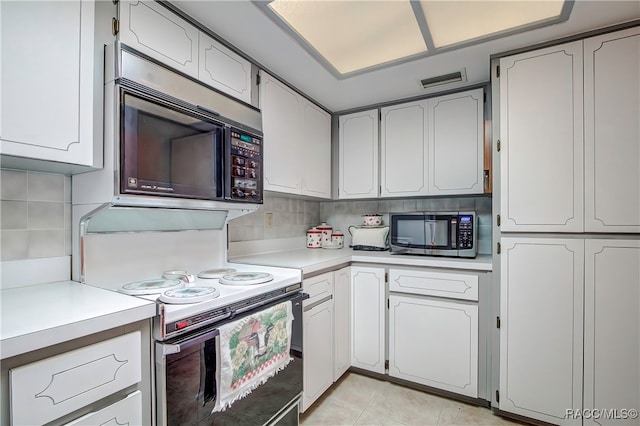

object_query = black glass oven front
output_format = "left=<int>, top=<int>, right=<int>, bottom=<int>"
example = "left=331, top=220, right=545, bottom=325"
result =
left=156, top=293, right=304, bottom=426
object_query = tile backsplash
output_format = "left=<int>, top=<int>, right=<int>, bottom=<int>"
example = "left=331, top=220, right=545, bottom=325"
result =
left=0, top=169, right=71, bottom=261
left=229, top=193, right=493, bottom=255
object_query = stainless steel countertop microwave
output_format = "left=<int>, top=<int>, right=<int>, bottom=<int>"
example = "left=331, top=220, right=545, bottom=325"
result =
left=389, top=211, right=478, bottom=258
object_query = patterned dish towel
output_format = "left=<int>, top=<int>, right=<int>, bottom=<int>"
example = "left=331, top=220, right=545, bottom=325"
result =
left=212, top=301, right=294, bottom=412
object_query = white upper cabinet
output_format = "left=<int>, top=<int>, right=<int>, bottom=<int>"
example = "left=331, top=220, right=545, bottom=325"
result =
left=300, top=101, right=332, bottom=198
left=199, top=32, right=252, bottom=105
left=260, top=71, right=331, bottom=199
left=0, top=0, right=111, bottom=172
left=584, top=27, right=640, bottom=233
left=119, top=0, right=199, bottom=79
left=428, top=88, right=484, bottom=195
left=119, top=1, right=254, bottom=104
left=499, top=41, right=584, bottom=232
left=338, top=110, right=379, bottom=199
left=380, top=100, right=429, bottom=197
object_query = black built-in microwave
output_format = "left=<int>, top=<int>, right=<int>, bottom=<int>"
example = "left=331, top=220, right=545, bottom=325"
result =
left=390, top=211, right=477, bottom=258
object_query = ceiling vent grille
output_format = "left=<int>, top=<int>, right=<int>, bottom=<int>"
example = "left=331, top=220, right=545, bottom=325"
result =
left=420, top=69, right=467, bottom=89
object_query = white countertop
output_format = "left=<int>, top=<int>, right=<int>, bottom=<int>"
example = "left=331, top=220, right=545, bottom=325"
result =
left=0, top=281, right=157, bottom=360
left=230, top=248, right=492, bottom=275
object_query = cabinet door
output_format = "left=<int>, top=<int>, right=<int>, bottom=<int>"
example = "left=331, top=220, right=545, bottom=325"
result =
left=119, top=0, right=198, bottom=79
left=199, top=32, right=252, bottom=104
left=584, top=27, right=640, bottom=233
left=499, top=41, right=584, bottom=232
left=338, top=110, right=379, bottom=199
left=351, top=266, right=385, bottom=374
left=300, top=101, right=332, bottom=199
left=260, top=71, right=302, bottom=194
left=64, top=391, right=142, bottom=426
left=380, top=100, right=429, bottom=197
left=428, top=88, right=484, bottom=195
left=389, top=294, right=478, bottom=397
left=584, top=239, right=640, bottom=425
left=0, top=0, right=104, bottom=169
left=499, top=237, right=584, bottom=425
left=302, top=299, right=334, bottom=412
left=333, top=267, right=351, bottom=380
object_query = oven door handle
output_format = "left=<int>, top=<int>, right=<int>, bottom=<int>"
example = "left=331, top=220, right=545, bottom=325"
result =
left=157, top=328, right=221, bottom=361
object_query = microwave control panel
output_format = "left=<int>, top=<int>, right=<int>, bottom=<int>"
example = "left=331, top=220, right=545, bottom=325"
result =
left=229, top=130, right=262, bottom=202
left=457, top=215, right=474, bottom=249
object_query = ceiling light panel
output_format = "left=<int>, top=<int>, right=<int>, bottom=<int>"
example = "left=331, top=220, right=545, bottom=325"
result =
left=420, top=0, right=566, bottom=48
left=268, top=0, right=427, bottom=74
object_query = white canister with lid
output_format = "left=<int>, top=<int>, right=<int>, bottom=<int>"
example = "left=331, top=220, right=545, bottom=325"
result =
left=317, top=222, right=333, bottom=247
left=306, top=227, right=323, bottom=248
left=331, top=231, right=344, bottom=248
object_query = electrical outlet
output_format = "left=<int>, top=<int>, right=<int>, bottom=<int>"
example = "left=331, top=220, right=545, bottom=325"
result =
left=265, top=212, right=274, bottom=229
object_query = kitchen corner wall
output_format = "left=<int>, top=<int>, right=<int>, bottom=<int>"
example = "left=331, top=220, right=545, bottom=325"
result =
left=0, top=169, right=72, bottom=261
left=228, top=193, right=493, bottom=255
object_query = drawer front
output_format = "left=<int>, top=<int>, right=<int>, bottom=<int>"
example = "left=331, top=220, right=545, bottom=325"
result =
left=303, top=271, right=333, bottom=302
left=65, top=391, right=142, bottom=426
left=10, top=332, right=142, bottom=425
left=389, top=269, right=479, bottom=301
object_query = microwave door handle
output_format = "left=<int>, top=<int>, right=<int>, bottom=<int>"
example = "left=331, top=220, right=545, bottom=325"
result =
left=451, top=217, right=457, bottom=249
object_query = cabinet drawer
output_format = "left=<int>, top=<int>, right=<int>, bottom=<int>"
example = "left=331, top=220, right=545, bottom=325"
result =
left=303, top=271, right=333, bottom=301
left=10, top=332, right=141, bottom=425
left=389, top=269, right=478, bottom=301
left=65, top=390, right=142, bottom=425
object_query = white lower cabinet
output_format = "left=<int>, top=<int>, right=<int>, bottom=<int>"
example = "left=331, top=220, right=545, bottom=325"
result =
left=388, top=267, right=479, bottom=398
left=389, top=294, right=478, bottom=397
left=351, top=266, right=386, bottom=374
left=584, top=239, right=640, bottom=425
left=302, top=272, right=335, bottom=412
left=9, top=332, right=143, bottom=425
left=333, top=266, right=351, bottom=380
left=64, top=390, right=142, bottom=426
left=499, top=237, right=584, bottom=425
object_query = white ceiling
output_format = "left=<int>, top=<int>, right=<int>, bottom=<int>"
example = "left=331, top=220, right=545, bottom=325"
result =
left=171, top=1, right=639, bottom=113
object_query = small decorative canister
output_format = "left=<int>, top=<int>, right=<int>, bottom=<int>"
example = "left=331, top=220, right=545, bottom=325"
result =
left=317, top=222, right=333, bottom=247
left=331, top=231, right=344, bottom=248
left=306, top=227, right=323, bottom=248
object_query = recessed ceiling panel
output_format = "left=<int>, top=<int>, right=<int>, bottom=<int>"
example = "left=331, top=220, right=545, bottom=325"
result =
left=267, top=0, right=427, bottom=74
left=420, top=0, right=566, bottom=48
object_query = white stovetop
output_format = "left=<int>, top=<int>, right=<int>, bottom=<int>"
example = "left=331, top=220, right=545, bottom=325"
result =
left=0, top=281, right=156, bottom=360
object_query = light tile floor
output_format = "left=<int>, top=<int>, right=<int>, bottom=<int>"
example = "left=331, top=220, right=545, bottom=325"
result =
left=300, top=373, right=531, bottom=426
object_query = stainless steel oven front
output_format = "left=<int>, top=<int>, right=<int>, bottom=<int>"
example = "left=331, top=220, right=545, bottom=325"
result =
left=155, top=292, right=306, bottom=426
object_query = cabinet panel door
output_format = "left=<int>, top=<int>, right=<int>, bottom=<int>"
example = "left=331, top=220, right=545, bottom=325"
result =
left=351, top=266, right=385, bottom=373
left=300, top=101, right=332, bottom=198
left=380, top=100, right=429, bottom=197
left=338, top=110, right=379, bottom=199
left=389, top=294, right=478, bottom=397
left=333, top=267, right=351, bottom=380
left=9, top=332, right=142, bottom=426
left=499, top=238, right=583, bottom=425
left=64, top=391, right=142, bottom=426
left=428, top=88, right=484, bottom=195
left=499, top=41, right=584, bottom=232
left=119, top=0, right=198, bottom=78
left=584, top=27, right=640, bottom=233
left=302, top=301, right=334, bottom=412
left=260, top=71, right=302, bottom=193
left=584, top=239, right=640, bottom=425
left=198, top=32, right=252, bottom=104
left=0, top=1, right=102, bottom=168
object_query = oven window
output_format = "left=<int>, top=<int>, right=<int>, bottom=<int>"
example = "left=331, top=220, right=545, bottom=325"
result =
left=121, top=91, right=224, bottom=200
left=393, top=215, right=451, bottom=248
left=424, top=217, right=450, bottom=248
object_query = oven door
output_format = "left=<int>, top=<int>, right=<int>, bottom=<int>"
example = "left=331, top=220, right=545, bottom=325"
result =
left=155, top=292, right=305, bottom=426
left=120, top=87, right=225, bottom=201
